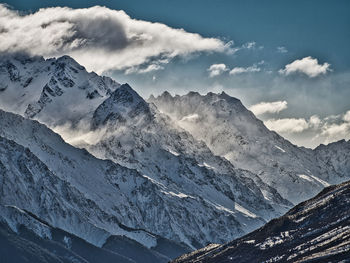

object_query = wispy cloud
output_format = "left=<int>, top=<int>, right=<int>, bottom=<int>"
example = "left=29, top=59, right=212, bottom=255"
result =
left=249, top=101, right=288, bottom=115
left=125, top=63, right=165, bottom=74
left=276, top=46, right=288, bottom=53
left=0, top=5, right=230, bottom=73
left=229, top=64, right=261, bottom=75
left=208, top=61, right=263, bottom=77
left=279, top=56, right=331, bottom=78
left=242, top=41, right=256, bottom=49
left=207, top=63, right=229, bottom=77
left=235, top=41, right=264, bottom=52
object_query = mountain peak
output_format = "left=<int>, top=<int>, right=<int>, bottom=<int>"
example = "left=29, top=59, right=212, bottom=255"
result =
left=92, top=83, right=151, bottom=128
left=113, top=83, right=136, bottom=95
left=161, top=90, right=172, bottom=98
left=186, top=91, right=201, bottom=97
left=109, top=83, right=145, bottom=107
left=217, top=91, right=242, bottom=104
left=55, top=55, right=86, bottom=71
left=0, top=54, right=120, bottom=126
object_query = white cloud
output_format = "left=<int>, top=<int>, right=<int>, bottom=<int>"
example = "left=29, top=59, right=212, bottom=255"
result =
left=309, top=115, right=321, bottom=127
left=229, top=64, right=261, bottom=75
left=321, top=123, right=350, bottom=137
left=242, top=41, right=256, bottom=49
left=249, top=101, right=288, bottom=116
left=263, top=110, right=350, bottom=147
left=343, top=110, right=350, bottom=122
left=279, top=56, right=331, bottom=78
left=319, top=111, right=350, bottom=144
left=264, top=118, right=309, bottom=133
left=277, top=46, right=288, bottom=53
left=0, top=5, right=229, bottom=73
left=125, top=63, right=164, bottom=74
left=208, top=63, right=229, bottom=77
left=208, top=61, right=264, bottom=77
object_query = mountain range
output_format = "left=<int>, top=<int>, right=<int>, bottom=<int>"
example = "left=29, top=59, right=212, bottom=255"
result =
left=0, top=54, right=349, bottom=262
left=150, top=92, right=350, bottom=204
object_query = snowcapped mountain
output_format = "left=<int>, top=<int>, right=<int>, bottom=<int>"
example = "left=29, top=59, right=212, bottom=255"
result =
left=0, top=110, right=190, bottom=262
left=1, top=54, right=349, bottom=261
left=0, top=54, right=291, bottom=249
left=173, top=180, right=350, bottom=263
left=313, top=139, right=350, bottom=184
left=0, top=106, right=286, bottom=260
left=149, top=92, right=350, bottom=204
left=0, top=54, right=119, bottom=126
left=86, top=84, right=292, bottom=248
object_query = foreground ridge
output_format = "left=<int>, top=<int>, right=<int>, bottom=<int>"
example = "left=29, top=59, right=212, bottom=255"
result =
left=173, top=180, right=350, bottom=262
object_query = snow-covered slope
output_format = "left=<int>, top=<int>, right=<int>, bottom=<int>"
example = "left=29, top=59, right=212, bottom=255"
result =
left=173, top=180, right=350, bottom=263
left=313, top=139, right=350, bottom=184
left=0, top=107, right=288, bottom=254
left=0, top=54, right=119, bottom=126
left=1, top=54, right=348, bottom=253
left=0, top=201, right=185, bottom=263
left=0, top=204, right=137, bottom=263
left=0, top=110, right=190, bottom=262
left=83, top=84, right=292, bottom=248
left=149, top=92, right=350, bottom=204
left=0, top=54, right=292, bottom=248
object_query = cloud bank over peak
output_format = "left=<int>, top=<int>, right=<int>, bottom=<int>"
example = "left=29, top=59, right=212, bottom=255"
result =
left=263, top=110, right=350, bottom=148
left=279, top=56, right=331, bottom=78
left=249, top=101, right=288, bottom=116
left=0, top=4, right=230, bottom=73
left=265, top=118, right=310, bottom=133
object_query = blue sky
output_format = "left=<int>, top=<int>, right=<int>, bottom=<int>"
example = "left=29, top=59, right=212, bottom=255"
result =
left=1, top=0, right=350, bottom=147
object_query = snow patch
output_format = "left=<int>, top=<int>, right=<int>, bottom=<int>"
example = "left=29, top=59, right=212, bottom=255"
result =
left=235, top=203, right=258, bottom=218
left=161, top=190, right=194, bottom=199
left=274, top=145, right=286, bottom=153
left=309, top=175, right=330, bottom=187
left=198, top=162, right=216, bottom=170
left=298, top=174, right=314, bottom=183
left=180, top=114, right=200, bottom=122
left=258, top=231, right=290, bottom=250
left=142, top=174, right=166, bottom=189
left=167, top=148, right=180, bottom=156
left=298, top=174, right=330, bottom=187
